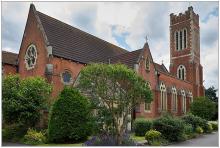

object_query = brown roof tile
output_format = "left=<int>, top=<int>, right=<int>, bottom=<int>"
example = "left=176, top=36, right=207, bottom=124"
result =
left=154, top=62, right=169, bottom=74
left=104, top=49, right=143, bottom=69
left=36, top=11, right=128, bottom=64
left=2, top=51, right=18, bottom=66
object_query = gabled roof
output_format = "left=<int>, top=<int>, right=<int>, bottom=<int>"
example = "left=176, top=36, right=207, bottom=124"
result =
left=35, top=8, right=128, bottom=64
left=105, top=49, right=143, bottom=68
left=154, top=62, right=169, bottom=74
left=2, top=51, right=18, bottom=66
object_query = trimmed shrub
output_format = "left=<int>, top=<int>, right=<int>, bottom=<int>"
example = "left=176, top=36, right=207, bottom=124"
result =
left=184, top=124, right=193, bottom=136
left=195, top=126, right=203, bottom=134
left=181, top=113, right=207, bottom=132
left=23, top=128, right=46, bottom=145
left=48, top=87, right=92, bottom=143
left=190, top=97, right=216, bottom=120
left=205, top=123, right=213, bottom=133
left=134, top=118, right=153, bottom=136
left=145, top=129, right=161, bottom=145
left=210, top=122, right=218, bottom=131
left=153, top=115, right=185, bottom=142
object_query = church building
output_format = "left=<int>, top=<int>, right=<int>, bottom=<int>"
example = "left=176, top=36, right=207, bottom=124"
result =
left=3, top=4, right=205, bottom=118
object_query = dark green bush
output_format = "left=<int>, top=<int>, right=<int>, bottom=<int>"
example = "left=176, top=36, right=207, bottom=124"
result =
left=48, top=87, right=92, bottom=143
left=190, top=97, right=216, bottom=120
left=153, top=115, right=185, bottom=142
left=134, top=118, right=153, bottom=136
left=181, top=113, right=207, bottom=132
left=2, top=124, right=27, bottom=142
left=183, top=124, right=193, bottom=136
left=23, top=128, right=46, bottom=145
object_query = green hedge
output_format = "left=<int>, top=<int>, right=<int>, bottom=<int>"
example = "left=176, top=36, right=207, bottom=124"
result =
left=181, top=114, right=207, bottom=132
left=48, top=87, right=92, bottom=143
left=153, top=115, right=185, bottom=142
left=133, top=118, right=153, bottom=136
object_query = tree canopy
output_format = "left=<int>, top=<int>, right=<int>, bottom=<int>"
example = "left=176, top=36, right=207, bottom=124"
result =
left=77, top=63, right=152, bottom=144
left=205, top=86, right=218, bottom=103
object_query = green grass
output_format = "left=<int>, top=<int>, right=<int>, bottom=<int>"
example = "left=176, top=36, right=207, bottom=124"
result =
left=131, top=133, right=145, bottom=142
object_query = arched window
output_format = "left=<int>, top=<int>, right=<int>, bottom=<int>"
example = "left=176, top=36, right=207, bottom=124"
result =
left=171, top=86, right=178, bottom=112
left=160, top=82, right=167, bottom=111
left=181, top=90, right=186, bottom=113
left=183, top=29, right=187, bottom=49
left=175, top=31, right=179, bottom=51
left=61, top=70, right=73, bottom=85
left=144, top=82, right=151, bottom=112
left=177, top=65, right=186, bottom=80
left=189, top=91, right=193, bottom=103
left=145, top=57, right=150, bottom=71
left=24, top=44, right=37, bottom=70
left=180, top=30, right=183, bottom=50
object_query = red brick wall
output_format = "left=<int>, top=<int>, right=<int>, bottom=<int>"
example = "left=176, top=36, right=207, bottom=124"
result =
left=135, top=47, right=159, bottom=118
left=18, top=5, right=48, bottom=79
left=47, top=57, right=85, bottom=99
left=3, top=64, right=17, bottom=76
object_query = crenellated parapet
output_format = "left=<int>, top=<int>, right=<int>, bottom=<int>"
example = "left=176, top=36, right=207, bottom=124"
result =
left=170, top=6, right=199, bottom=26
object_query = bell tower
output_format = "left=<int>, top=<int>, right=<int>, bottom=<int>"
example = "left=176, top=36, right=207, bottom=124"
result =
left=169, top=6, right=204, bottom=97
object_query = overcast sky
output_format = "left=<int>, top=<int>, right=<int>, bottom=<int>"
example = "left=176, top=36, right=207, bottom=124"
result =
left=2, top=1, right=219, bottom=90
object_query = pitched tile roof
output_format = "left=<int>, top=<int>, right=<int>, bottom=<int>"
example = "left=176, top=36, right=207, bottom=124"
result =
left=36, top=11, right=128, bottom=64
left=154, top=62, right=169, bottom=74
left=2, top=51, right=18, bottom=66
left=105, top=49, right=143, bottom=68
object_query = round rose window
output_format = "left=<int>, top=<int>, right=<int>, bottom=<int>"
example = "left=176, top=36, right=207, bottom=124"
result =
left=25, top=44, right=37, bottom=70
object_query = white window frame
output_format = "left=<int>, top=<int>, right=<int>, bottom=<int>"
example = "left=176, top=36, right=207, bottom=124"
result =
left=189, top=91, right=193, bottom=104
left=144, top=82, right=151, bottom=112
left=181, top=90, right=186, bottom=114
left=177, top=65, right=186, bottom=80
left=171, top=86, right=178, bottom=112
left=160, top=82, right=167, bottom=111
left=24, top=44, right=37, bottom=70
left=145, top=57, right=150, bottom=71
left=61, top=70, right=73, bottom=85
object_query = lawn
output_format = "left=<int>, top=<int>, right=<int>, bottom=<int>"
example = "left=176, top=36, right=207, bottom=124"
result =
left=131, top=133, right=145, bottom=142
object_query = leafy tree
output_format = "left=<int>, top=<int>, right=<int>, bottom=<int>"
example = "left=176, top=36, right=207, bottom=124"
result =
left=190, top=97, right=216, bottom=120
left=2, top=75, right=52, bottom=127
left=48, top=87, right=92, bottom=143
left=77, top=63, right=152, bottom=145
left=205, top=86, right=218, bottom=103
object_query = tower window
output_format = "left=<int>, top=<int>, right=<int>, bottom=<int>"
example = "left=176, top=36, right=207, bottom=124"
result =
left=180, top=31, right=183, bottom=50
left=177, top=65, right=186, bottom=80
left=175, top=32, right=179, bottom=51
left=184, top=29, right=187, bottom=48
left=160, top=82, right=167, bottom=111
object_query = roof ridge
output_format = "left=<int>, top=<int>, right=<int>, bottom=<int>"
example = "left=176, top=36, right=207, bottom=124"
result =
left=108, top=48, right=143, bottom=59
left=37, top=11, right=128, bottom=53
left=2, top=50, right=18, bottom=55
